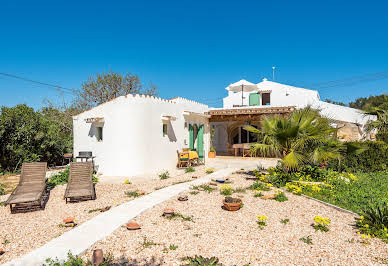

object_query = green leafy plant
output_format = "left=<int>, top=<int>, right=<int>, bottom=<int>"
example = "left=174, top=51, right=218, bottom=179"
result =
left=163, top=212, right=194, bottom=222
left=256, top=215, right=268, bottom=230
left=312, top=216, right=330, bottom=232
left=125, top=191, right=141, bottom=198
left=46, top=167, right=70, bottom=189
left=280, top=218, right=290, bottom=224
left=299, top=236, right=313, bottom=245
left=169, top=244, right=178, bottom=250
left=220, top=184, right=233, bottom=196
left=249, top=182, right=270, bottom=191
left=136, top=237, right=160, bottom=253
left=0, top=184, right=5, bottom=195
left=206, top=168, right=215, bottom=174
left=43, top=251, right=113, bottom=266
left=273, top=191, right=288, bottom=202
left=159, top=171, right=170, bottom=180
left=357, top=202, right=388, bottom=242
left=182, top=255, right=222, bottom=266
left=189, top=190, right=199, bottom=195
left=185, top=166, right=195, bottom=173
left=192, top=184, right=216, bottom=193
left=254, top=190, right=263, bottom=197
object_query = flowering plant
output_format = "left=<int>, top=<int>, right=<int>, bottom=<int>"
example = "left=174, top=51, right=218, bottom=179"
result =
left=313, top=216, right=331, bottom=232
left=257, top=215, right=268, bottom=229
left=220, top=184, right=233, bottom=196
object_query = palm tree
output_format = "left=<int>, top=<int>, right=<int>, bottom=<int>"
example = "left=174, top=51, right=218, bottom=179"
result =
left=364, top=99, right=388, bottom=140
left=245, top=107, right=339, bottom=171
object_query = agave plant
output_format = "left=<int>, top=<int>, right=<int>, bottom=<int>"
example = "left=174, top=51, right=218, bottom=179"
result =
left=183, top=255, right=222, bottom=266
left=361, top=202, right=388, bottom=230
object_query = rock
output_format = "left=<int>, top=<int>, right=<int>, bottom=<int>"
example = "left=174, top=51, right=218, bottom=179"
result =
left=126, top=222, right=141, bottom=230
left=92, top=249, right=104, bottom=265
left=100, top=206, right=111, bottom=212
left=210, top=182, right=218, bottom=186
left=63, top=217, right=75, bottom=224
left=192, top=176, right=198, bottom=179
left=0, top=249, right=4, bottom=255
left=178, top=195, right=188, bottom=201
left=163, top=208, right=175, bottom=216
left=136, top=190, right=145, bottom=195
left=261, top=194, right=277, bottom=200
left=216, top=179, right=225, bottom=183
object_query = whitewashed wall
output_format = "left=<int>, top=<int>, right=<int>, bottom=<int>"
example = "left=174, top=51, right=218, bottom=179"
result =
left=73, top=95, right=209, bottom=177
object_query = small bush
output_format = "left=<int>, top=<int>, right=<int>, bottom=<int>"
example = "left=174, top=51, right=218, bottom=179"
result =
left=182, top=255, right=222, bottom=266
left=249, top=182, right=270, bottom=191
left=357, top=202, right=388, bottom=242
left=44, top=251, right=113, bottom=266
left=273, top=191, right=288, bottom=202
left=46, top=167, right=69, bottom=189
left=185, top=166, right=195, bottom=173
left=299, top=236, right=313, bottom=245
left=192, top=184, right=216, bottom=193
left=125, top=191, right=141, bottom=198
left=280, top=218, right=290, bottom=224
left=312, top=216, right=330, bottom=232
left=159, top=171, right=170, bottom=180
left=257, top=215, right=268, bottom=230
left=220, top=184, right=233, bottom=196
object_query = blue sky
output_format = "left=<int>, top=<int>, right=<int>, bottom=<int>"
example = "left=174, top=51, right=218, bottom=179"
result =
left=1, top=0, right=387, bottom=109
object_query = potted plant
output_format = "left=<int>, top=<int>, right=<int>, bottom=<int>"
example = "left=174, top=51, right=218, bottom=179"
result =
left=222, top=196, right=242, bottom=211
left=208, top=127, right=216, bottom=158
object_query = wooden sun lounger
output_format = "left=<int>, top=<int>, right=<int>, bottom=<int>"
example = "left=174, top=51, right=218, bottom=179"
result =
left=64, top=162, right=96, bottom=203
left=5, top=162, right=47, bottom=213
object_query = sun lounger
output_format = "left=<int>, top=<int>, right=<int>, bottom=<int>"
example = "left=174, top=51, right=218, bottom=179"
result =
left=64, top=162, right=96, bottom=203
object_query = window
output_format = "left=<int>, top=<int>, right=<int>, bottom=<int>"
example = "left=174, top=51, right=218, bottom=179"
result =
left=262, top=93, right=271, bottom=105
left=163, top=123, right=167, bottom=137
left=96, top=126, right=103, bottom=141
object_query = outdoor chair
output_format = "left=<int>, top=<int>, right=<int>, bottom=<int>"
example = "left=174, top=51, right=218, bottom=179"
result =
left=177, top=150, right=190, bottom=168
left=5, top=162, right=47, bottom=213
left=64, top=162, right=96, bottom=203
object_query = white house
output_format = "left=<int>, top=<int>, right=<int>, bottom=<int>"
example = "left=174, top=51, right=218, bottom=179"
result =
left=73, top=78, right=375, bottom=177
left=73, top=94, right=210, bottom=177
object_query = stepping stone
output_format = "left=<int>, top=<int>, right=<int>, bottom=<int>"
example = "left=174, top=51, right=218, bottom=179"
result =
left=163, top=208, right=175, bottom=217
left=178, top=195, right=188, bottom=201
left=126, top=222, right=141, bottom=230
left=261, top=194, right=277, bottom=200
left=100, top=206, right=111, bottom=212
left=63, top=217, right=75, bottom=224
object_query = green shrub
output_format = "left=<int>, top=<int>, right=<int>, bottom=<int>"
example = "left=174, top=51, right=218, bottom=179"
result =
left=185, top=166, right=195, bottom=173
left=248, top=182, right=270, bottom=191
left=46, top=167, right=69, bottom=189
left=357, top=202, right=388, bottom=242
left=328, top=141, right=388, bottom=172
left=273, top=191, right=288, bottom=202
left=159, top=171, right=170, bottom=180
left=182, top=255, right=222, bottom=266
left=44, top=251, right=113, bottom=266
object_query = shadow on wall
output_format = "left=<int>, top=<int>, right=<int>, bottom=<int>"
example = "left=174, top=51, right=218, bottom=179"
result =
left=88, top=124, right=96, bottom=138
left=167, top=120, right=177, bottom=142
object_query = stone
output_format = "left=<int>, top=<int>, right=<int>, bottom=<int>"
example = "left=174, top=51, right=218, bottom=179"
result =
left=261, top=194, right=277, bottom=200
left=126, top=222, right=141, bottom=230
left=192, top=176, right=198, bottom=179
left=92, top=249, right=104, bottom=265
left=100, top=206, right=111, bottom=212
left=178, top=195, right=188, bottom=201
left=63, top=217, right=75, bottom=224
left=163, top=208, right=175, bottom=216
left=0, top=249, right=4, bottom=255
left=210, top=182, right=218, bottom=186
left=136, top=190, right=145, bottom=195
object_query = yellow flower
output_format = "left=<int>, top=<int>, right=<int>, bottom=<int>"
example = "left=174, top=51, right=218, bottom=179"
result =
left=124, top=179, right=131, bottom=184
left=364, top=224, right=369, bottom=228
left=220, top=184, right=232, bottom=191
left=360, top=216, right=364, bottom=220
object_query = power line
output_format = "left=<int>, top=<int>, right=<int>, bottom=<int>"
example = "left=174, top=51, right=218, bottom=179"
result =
left=306, top=71, right=388, bottom=90
left=0, top=72, right=74, bottom=94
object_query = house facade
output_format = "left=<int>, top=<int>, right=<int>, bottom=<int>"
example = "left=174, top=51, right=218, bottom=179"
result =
left=73, top=94, right=210, bottom=177
left=73, top=79, right=375, bottom=177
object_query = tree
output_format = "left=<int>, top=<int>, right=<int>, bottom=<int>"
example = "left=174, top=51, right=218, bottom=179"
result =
left=0, top=104, right=73, bottom=172
left=364, top=97, right=388, bottom=142
left=325, top=99, right=346, bottom=106
left=74, top=70, right=158, bottom=111
left=349, top=94, right=387, bottom=110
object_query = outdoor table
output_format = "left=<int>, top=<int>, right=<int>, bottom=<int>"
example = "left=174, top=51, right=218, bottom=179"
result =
left=232, top=143, right=252, bottom=157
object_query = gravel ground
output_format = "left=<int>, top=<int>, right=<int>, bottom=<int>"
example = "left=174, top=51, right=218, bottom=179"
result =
left=82, top=171, right=388, bottom=265
left=0, top=166, right=206, bottom=264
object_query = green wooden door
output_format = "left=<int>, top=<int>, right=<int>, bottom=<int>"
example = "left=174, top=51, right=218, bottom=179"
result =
left=197, top=124, right=204, bottom=158
left=189, top=124, right=194, bottom=150
left=249, top=93, right=260, bottom=106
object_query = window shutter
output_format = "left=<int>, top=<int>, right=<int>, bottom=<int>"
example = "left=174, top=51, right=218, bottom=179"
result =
left=249, top=93, right=260, bottom=106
